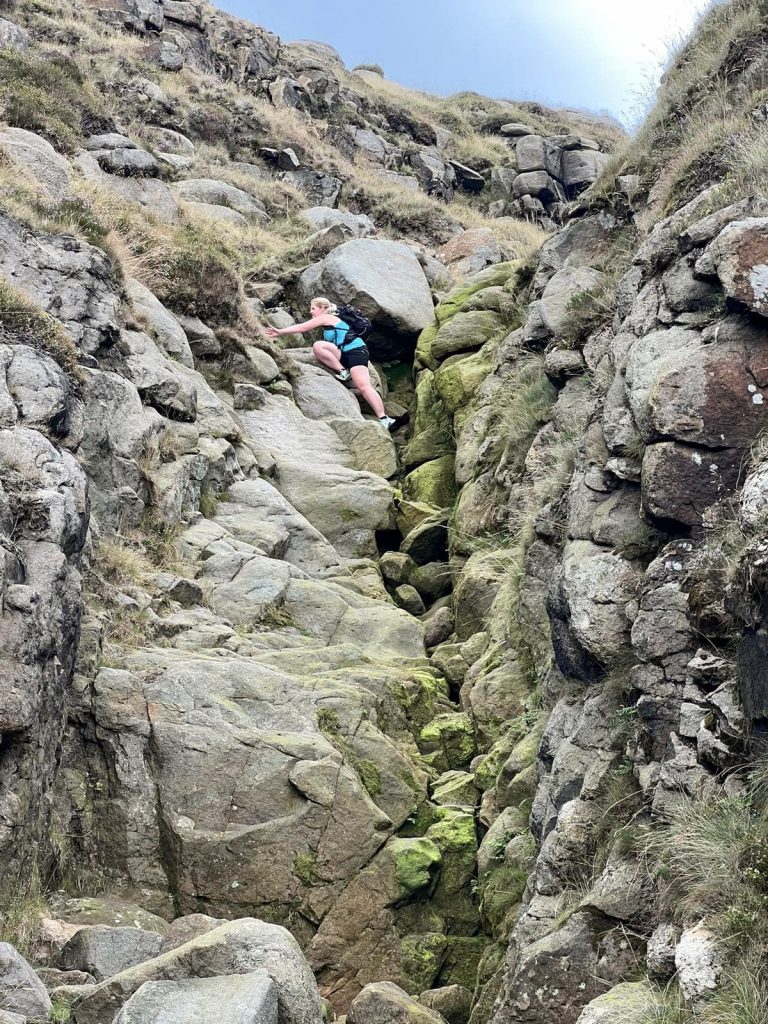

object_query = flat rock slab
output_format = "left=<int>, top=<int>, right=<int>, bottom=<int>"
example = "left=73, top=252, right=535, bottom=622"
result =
left=114, top=971, right=278, bottom=1024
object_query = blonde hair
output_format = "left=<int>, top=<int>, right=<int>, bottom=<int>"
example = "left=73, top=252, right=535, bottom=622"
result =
left=311, top=296, right=338, bottom=314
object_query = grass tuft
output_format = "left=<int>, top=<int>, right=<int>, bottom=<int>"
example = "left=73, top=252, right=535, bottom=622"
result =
left=0, top=276, right=83, bottom=384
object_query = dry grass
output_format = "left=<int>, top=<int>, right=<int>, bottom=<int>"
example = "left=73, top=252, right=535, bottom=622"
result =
left=0, top=275, right=83, bottom=383
left=589, top=0, right=768, bottom=217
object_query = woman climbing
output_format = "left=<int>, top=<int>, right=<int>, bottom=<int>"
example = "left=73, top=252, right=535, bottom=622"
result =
left=264, top=297, right=409, bottom=433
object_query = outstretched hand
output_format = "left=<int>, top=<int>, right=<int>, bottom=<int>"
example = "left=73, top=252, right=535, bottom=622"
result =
left=264, top=326, right=279, bottom=338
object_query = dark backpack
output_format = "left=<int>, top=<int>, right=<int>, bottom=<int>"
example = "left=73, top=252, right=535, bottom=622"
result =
left=337, top=304, right=372, bottom=346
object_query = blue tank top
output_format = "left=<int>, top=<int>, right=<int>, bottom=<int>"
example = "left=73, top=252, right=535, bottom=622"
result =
left=323, top=319, right=365, bottom=352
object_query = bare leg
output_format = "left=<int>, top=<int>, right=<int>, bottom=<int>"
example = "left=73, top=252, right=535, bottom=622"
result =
left=350, top=365, right=386, bottom=418
left=312, top=340, right=343, bottom=372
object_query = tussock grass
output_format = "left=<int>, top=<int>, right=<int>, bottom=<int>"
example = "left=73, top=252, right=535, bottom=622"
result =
left=96, top=536, right=152, bottom=588
left=0, top=865, right=45, bottom=961
left=496, top=357, right=558, bottom=473
left=0, top=276, right=83, bottom=383
left=702, top=961, right=768, bottom=1024
left=642, top=793, right=768, bottom=946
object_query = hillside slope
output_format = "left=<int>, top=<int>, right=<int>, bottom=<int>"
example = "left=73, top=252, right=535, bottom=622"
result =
left=0, top=2, right=767, bottom=1024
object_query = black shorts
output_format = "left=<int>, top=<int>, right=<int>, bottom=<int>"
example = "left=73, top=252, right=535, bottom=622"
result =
left=340, top=345, right=370, bottom=369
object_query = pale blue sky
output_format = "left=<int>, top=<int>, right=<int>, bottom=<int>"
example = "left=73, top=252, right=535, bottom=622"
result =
left=218, top=1, right=712, bottom=126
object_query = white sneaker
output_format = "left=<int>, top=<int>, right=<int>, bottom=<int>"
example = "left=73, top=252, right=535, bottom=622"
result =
left=379, top=416, right=396, bottom=430
left=334, top=369, right=351, bottom=383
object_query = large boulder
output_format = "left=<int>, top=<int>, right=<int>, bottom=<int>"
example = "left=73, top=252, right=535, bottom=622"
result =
left=298, top=239, right=435, bottom=340
left=0, top=17, right=29, bottom=50
left=72, top=919, right=322, bottom=1024
left=625, top=318, right=768, bottom=447
left=0, top=127, right=71, bottom=201
left=0, top=212, right=120, bottom=356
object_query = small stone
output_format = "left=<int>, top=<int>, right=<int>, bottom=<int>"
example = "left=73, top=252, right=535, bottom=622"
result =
left=233, top=383, right=268, bottom=410
left=394, top=584, right=426, bottom=616
left=277, top=147, right=301, bottom=171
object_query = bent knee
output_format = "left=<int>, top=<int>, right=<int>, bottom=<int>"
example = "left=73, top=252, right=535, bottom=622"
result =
left=312, top=341, right=324, bottom=356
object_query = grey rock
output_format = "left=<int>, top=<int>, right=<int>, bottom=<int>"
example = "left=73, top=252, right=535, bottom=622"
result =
left=234, top=383, right=268, bottom=410
left=85, top=133, right=138, bottom=152
left=73, top=919, right=322, bottom=1024
left=118, top=329, right=198, bottom=420
left=516, top=135, right=560, bottom=177
left=575, top=982, right=656, bottom=1024
left=159, top=915, right=226, bottom=955
left=0, top=943, right=52, bottom=1019
left=0, top=17, right=28, bottom=50
left=499, top=122, right=537, bottom=136
left=94, top=148, right=159, bottom=177
left=560, top=149, right=611, bottom=194
left=0, top=212, right=119, bottom=356
left=513, top=170, right=565, bottom=203
left=422, top=604, right=454, bottom=648
left=113, top=972, right=278, bottom=1024
left=0, top=127, right=70, bottom=201
left=174, top=315, right=220, bottom=358
left=646, top=923, right=680, bottom=980
left=125, top=279, right=194, bottom=368
left=300, top=239, right=434, bottom=337
left=279, top=170, right=342, bottom=207
left=59, top=927, right=164, bottom=983
left=300, top=207, right=375, bottom=238
left=277, top=148, right=301, bottom=171
left=394, top=584, right=426, bottom=616
left=172, top=179, right=268, bottom=221
left=379, top=551, right=415, bottom=586
left=675, top=925, right=724, bottom=1009
left=348, top=982, right=445, bottom=1024
left=144, top=126, right=195, bottom=155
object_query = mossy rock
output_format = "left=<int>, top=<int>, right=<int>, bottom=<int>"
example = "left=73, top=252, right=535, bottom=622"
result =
left=403, top=456, right=458, bottom=510
left=435, top=262, right=519, bottom=325
left=438, top=935, right=487, bottom=990
left=389, top=836, right=442, bottom=899
left=460, top=285, right=507, bottom=313
left=391, top=671, right=451, bottom=734
left=415, top=322, right=439, bottom=370
left=503, top=761, right=538, bottom=807
left=427, top=809, right=479, bottom=933
left=403, top=370, right=454, bottom=469
left=434, top=347, right=495, bottom=415
left=432, top=770, right=480, bottom=807
left=431, top=311, right=505, bottom=363
left=419, top=712, right=476, bottom=771
left=577, top=981, right=656, bottom=1021
left=396, top=499, right=443, bottom=538
left=399, top=931, right=448, bottom=993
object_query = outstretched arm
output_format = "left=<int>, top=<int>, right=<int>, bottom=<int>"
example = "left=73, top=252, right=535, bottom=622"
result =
left=265, top=315, right=329, bottom=338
